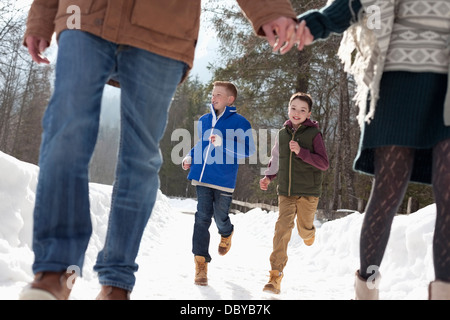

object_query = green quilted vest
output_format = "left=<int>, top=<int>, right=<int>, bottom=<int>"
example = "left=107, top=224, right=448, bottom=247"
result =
left=277, top=125, right=323, bottom=197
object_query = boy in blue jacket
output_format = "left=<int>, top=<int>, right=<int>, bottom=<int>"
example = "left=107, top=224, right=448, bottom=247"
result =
left=182, top=81, right=255, bottom=285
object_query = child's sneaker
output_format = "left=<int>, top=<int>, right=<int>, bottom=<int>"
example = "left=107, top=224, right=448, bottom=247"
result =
left=263, top=270, right=283, bottom=294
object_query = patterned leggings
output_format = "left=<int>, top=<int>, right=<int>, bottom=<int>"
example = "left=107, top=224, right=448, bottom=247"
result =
left=359, top=139, right=450, bottom=282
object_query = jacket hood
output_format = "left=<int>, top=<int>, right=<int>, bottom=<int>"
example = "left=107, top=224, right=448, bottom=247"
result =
left=284, top=118, right=319, bottom=129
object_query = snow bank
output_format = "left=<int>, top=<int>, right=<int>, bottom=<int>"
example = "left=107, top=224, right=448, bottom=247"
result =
left=0, top=151, right=437, bottom=299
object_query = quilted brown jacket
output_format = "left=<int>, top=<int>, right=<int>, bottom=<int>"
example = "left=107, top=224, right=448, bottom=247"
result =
left=24, top=0, right=296, bottom=82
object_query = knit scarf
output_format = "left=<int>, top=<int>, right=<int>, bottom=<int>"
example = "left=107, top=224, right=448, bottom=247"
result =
left=446, top=63, right=450, bottom=126
left=336, top=0, right=450, bottom=127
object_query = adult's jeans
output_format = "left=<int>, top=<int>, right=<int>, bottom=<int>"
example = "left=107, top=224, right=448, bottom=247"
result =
left=32, top=30, right=186, bottom=291
left=192, top=185, right=234, bottom=261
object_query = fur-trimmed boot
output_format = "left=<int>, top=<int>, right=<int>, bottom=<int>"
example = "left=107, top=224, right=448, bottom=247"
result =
left=428, top=280, right=450, bottom=300
left=354, top=270, right=381, bottom=300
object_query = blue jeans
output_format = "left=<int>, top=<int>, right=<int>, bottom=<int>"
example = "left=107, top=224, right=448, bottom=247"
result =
left=192, top=186, right=234, bottom=261
left=32, top=30, right=187, bottom=291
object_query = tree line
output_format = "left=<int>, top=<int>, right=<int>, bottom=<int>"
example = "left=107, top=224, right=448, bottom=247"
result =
left=1, top=0, right=433, bottom=214
left=0, top=1, right=52, bottom=165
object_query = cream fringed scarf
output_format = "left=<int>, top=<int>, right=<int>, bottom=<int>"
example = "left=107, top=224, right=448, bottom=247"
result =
left=335, top=0, right=396, bottom=128
left=335, top=0, right=450, bottom=127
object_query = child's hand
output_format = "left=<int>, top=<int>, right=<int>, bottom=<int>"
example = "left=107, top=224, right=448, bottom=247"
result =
left=209, top=134, right=222, bottom=147
left=182, top=156, right=191, bottom=170
left=260, top=177, right=270, bottom=190
left=289, top=140, right=301, bottom=154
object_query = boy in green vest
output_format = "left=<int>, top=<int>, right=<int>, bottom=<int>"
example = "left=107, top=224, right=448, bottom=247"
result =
left=260, top=92, right=329, bottom=294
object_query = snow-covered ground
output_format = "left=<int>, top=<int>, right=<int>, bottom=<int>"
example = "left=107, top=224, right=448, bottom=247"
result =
left=0, top=151, right=437, bottom=300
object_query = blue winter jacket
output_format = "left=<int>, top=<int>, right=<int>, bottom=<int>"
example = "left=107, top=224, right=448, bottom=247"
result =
left=187, top=105, right=255, bottom=190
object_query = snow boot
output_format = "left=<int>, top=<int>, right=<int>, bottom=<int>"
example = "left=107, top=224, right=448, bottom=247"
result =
left=96, top=285, right=131, bottom=300
left=194, top=255, right=208, bottom=286
left=428, top=280, right=450, bottom=300
left=218, top=231, right=233, bottom=256
left=19, top=270, right=76, bottom=300
left=354, top=270, right=380, bottom=300
left=263, top=270, right=283, bottom=294
left=304, top=235, right=315, bottom=246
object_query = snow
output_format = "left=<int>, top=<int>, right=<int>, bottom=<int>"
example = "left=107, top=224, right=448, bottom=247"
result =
left=0, top=151, right=437, bottom=300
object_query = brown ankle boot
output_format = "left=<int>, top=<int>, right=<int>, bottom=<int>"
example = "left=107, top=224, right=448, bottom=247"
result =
left=194, top=255, right=208, bottom=286
left=303, top=235, right=315, bottom=246
left=96, top=285, right=131, bottom=300
left=263, top=270, right=283, bottom=294
left=218, top=231, right=233, bottom=256
left=19, top=270, right=76, bottom=300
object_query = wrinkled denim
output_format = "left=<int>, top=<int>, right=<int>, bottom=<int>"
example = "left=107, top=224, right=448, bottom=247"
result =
left=32, top=30, right=186, bottom=291
left=192, top=185, right=234, bottom=261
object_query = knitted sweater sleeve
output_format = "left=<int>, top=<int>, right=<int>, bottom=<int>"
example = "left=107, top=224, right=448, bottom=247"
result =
left=297, top=0, right=362, bottom=40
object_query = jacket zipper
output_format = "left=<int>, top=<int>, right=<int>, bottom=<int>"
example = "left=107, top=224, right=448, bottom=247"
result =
left=199, top=111, right=222, bottom=182
left=199, top=141, right=212, bottom=182
left=288, top=130, right=295, bottom=196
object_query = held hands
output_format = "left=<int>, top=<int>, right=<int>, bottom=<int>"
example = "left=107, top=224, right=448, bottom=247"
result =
left=261, top=18, right=313, bottom=54
left=262, top=16, right=297, bottom=54
left=294, top=20, right=314, bottom=51
left=25, top=35, right=50, bottom=64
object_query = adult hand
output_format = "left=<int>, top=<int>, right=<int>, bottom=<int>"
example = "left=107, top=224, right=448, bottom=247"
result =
left=261, top=16, right=297, bottom=55
left=294, top=20, right=314, bottom=51
left=25, top=35, right=50, bottom=64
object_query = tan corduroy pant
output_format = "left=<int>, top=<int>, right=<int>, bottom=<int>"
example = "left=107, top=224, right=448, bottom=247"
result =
left=269, top=195, right=319, bottom=272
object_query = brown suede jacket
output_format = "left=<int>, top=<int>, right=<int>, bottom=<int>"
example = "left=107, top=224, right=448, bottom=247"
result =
left=24, top=0, right=297, bottom=82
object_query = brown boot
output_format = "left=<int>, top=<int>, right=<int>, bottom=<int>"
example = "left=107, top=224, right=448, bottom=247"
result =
left=428, top=280, right=450, bottom=300
left=96, top=285, right=131, bottom=300
left=19, top=270, right=76, bottom=300
left=303, top=235, right=315, bottom=246
left=218, top=231, right=233, bottom=256
left=194, top=255, right=208, bottom=286
left=354, top=270, right=380, bottom=300
left=263, top=270, right=283, bottom=294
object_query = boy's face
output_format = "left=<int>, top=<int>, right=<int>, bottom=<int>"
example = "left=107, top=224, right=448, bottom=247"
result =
left=211, top=85, right=234, bottom=115
left=288, top=98, right=311, bottom=127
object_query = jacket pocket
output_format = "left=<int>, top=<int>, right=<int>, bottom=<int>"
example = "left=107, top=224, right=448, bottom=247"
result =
left=131, top=0, right=200, bottom=40
left=56, top=0, right=94, bottom=20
